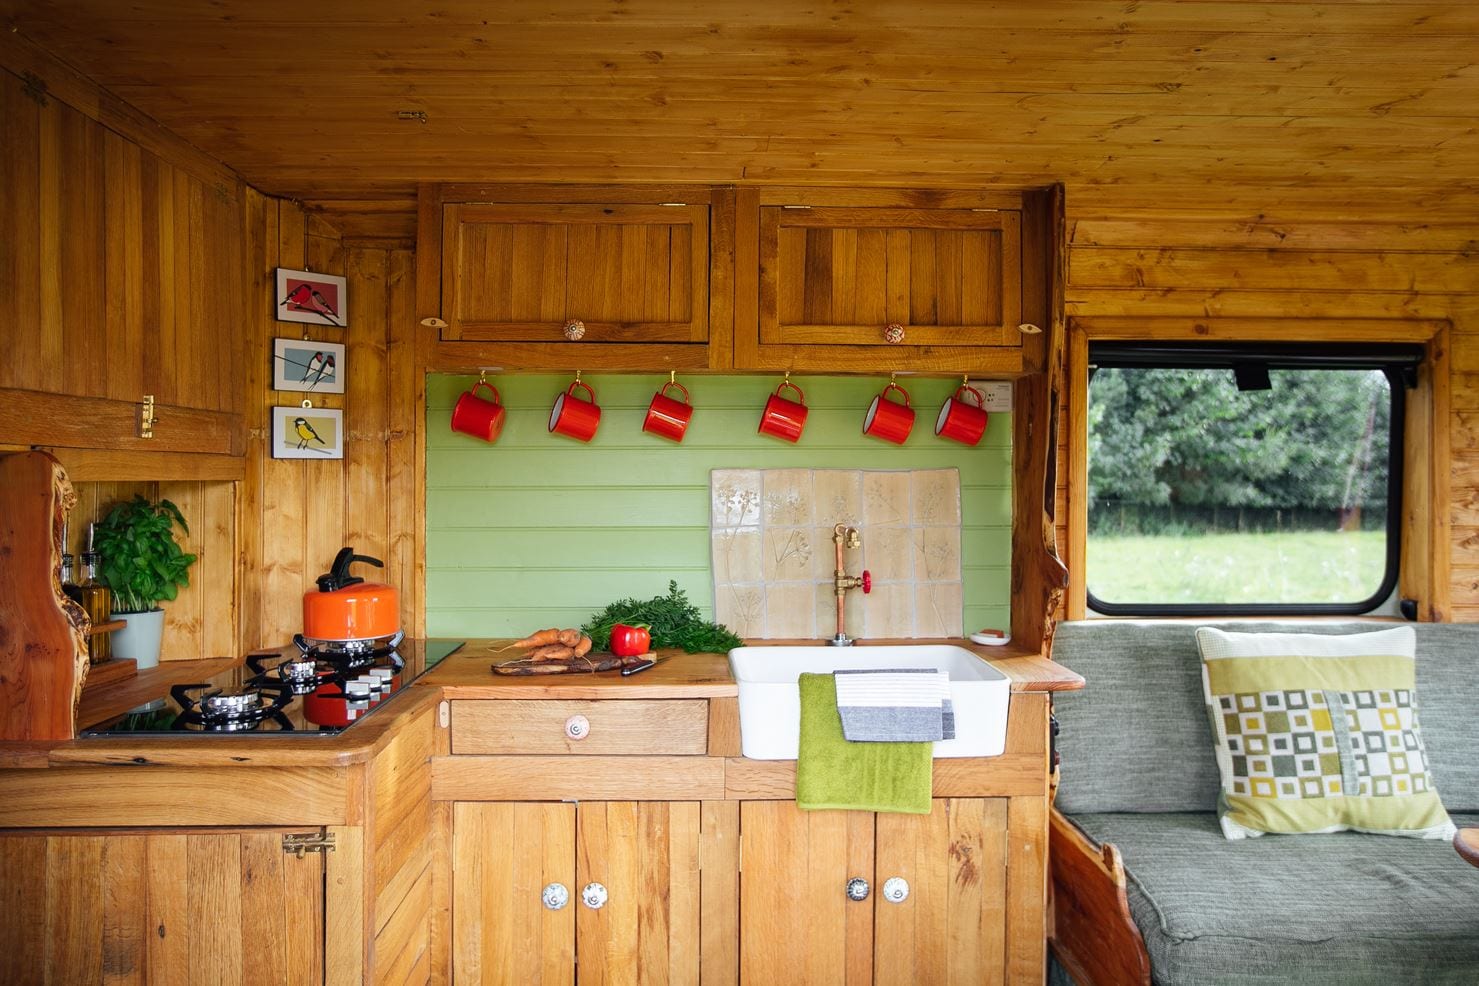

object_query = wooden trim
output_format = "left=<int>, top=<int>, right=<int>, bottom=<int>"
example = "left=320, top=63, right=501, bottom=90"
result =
left=325, top=825, right=366, bottom=986
left=732, top=186, right=762, bottom=370
left=753, top=187, right=1025, bottom=209
left=0, top=766, right=353, bottom=826
left=1427, top=324, right=1452, bottom=621
left=421, top=341, right=713, bottom=374
left=1048, top=808, right=1152, bottom=986
left=1069, top=315, right=1449, bottom=343
left=707, top=185, right=737, bottom=370
left=430, top=755, right=727, bottom=802
left=1066, top=322, right=1089, bottom=619
left=0, top=387, right=242, bottom=455
left=41, top=446, right=245, bottom=482
left=427, top=183, right=713, bottom=206
left=707, top=697, right=742, bottom=757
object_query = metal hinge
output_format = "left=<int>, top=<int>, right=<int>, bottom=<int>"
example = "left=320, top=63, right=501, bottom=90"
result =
left=20, top=71, right=48, bottom=106
left=282, top=831, right=336, bottom=857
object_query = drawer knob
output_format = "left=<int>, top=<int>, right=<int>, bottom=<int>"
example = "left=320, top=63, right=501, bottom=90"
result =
left=581, top=882, right=608, bottom=909
left=564, top=714, right=590, bottom=741
left=845, top=877, right=870, bottom=901
left=883, top=323, right=905, bottom=344
left=541, top=883, right=570, bottom=910
left=882, top=877, right=910, bottom=903
left=563, top=319, right=587, bottom=341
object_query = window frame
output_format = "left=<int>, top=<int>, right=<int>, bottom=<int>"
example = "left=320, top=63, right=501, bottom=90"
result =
left=1083, top=342, right=1416, bottom=617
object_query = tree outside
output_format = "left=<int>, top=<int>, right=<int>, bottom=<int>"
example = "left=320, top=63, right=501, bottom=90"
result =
left=1086, top=367, right=1391, bottom=605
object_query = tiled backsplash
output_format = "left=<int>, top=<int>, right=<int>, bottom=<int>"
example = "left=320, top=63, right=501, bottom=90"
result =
left=425, top=374, right=1011, bottom=638
left=712, top=468, right=964, bottom=639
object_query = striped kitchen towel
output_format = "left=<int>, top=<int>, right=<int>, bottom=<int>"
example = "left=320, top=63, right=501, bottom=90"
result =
left=834, top=668, right=956, bottom=742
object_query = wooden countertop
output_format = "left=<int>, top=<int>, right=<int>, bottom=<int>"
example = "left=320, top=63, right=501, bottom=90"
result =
left=425, top=637, right=1084, bottom=698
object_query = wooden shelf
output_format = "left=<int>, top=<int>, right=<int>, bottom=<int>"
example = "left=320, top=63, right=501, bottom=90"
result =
left=88, top=619, right=126, bottom=636
left=77, top=655, right=242, bottom=730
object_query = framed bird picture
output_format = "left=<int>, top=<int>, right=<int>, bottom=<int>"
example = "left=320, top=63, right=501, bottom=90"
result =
left=272, top=406, right=345, bottom=460
left=275, top=267, right=347, bottom=327
left=273, top=338, right=346, bottom=394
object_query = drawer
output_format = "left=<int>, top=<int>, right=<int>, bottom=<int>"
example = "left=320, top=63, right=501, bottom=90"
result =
left=449, top=699, right=709, bottom=755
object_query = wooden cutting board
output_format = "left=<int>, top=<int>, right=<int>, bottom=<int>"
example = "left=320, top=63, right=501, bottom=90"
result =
left=0, top=451, right=90, bottom=740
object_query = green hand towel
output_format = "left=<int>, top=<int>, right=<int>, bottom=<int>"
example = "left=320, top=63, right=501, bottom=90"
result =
left=796, top=672, right=932, bottom=814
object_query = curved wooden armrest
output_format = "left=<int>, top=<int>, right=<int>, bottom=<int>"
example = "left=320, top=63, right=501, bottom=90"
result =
left=1456, top=828, right=1479, bottom=868
left=1049, top=808, right=1151, bottom=986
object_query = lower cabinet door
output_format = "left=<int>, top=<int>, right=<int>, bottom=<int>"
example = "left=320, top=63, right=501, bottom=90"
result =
left=738, top=801, right=876, bottom=986
left=0, top=828, right=325, bottom=986
left=873, top=798, right=1009, bottom=986
left=452, top=802, right=576, bottom=985
left=576, top=801, right=703, bottom=986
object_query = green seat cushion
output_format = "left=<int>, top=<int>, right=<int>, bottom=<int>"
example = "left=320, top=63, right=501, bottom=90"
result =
left=1070, top=811, right=1479, bottom=986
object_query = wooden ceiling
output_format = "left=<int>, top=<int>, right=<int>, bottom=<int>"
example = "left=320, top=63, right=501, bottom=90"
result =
left=5, top=1, right=1479, bottom=219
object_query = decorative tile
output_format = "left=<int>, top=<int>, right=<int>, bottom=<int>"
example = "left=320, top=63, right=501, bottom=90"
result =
left=864, top=526, right=914, bottom=582
left=914, top=582, right=964, bottom=638
left=715, top=584, right=765, bottom=639
left=863, top=582, right=915, bottom=639
left=912, top=469, right=961, bottom=525
left=812, top=470, right=863, bottom=526
left=762, top=527, right=815, bottom=581
left=915, top=526, right=961, bottom=582
left=712, top=529, right=763, bottom=585
left=863, top=471, right=911, bottom=526
left=762, top=469, right=813, bottom=527
left=711, top=469, right=762, bottom=529
left=766, top=583, right=816, bottom=638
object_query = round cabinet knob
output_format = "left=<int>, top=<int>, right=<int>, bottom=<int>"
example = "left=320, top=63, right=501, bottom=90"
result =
left=541, top=883, right=570, bottom=910
left=883, top=323, right=905, bottom=344
left=564, top=715, right=590, bottom=741
left=581, top=882, right=608, bottom=909
left=563, top=319, right=587, bottom=340
left=882, top=877, right=910, bottom=903
left=845, top=878, right=870, bottom=901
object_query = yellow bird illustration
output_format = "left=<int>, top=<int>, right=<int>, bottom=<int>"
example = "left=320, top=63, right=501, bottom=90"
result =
left=293, top=416, right=326, bottom=450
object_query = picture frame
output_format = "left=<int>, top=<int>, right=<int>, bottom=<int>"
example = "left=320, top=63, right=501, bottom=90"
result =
left=275, top=267, right=347, bottom=327
left=271, top=405, right=344, bottom=460
left=272, top=338, right=346, bottom=394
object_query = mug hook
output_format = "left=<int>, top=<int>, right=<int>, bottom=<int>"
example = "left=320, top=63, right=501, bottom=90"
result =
left=478, top=369, right=488, bottom=385
left=783, top=370, right=791, bottom=386
left=301, top=398, right=313, bottom=409
left=669, top=370, right=676, bottom=385
left=575, top=369, right=582, bottom=384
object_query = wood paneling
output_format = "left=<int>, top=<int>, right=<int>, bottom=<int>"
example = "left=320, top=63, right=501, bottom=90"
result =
left=0, top=829, right=323, bottom=986
left=8, top=2, right=1479, bottom=220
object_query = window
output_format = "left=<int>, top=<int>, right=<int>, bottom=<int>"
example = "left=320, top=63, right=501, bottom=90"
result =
left=1085, top=343, right=1416, bottom=615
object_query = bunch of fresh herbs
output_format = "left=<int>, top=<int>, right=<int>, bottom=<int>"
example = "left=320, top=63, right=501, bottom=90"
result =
left=93, top=495, right=197, bottom=613
left=582, top=580, right=744, bottom=654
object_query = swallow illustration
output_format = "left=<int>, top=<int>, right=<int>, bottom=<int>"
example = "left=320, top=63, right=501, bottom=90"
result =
left=293, top=416, right=327, bottom=450
left=300, top=351, right=327, bottom=383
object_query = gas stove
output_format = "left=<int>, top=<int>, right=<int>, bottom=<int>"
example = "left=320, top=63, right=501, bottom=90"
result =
left=80, top=639, right=464, bottom=737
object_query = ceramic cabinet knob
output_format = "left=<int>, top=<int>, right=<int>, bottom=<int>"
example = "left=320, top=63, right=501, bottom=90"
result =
left=564, top=714, right=590, bottom=741
left=845, top=877, right=870, bottom=901
left=563, top=319, right=586, bottom=340
left=582, top=882, right=608, bottom=909
left=541, top=883, right=569, bottom=910
left=882, top=877, right=910, bottom=903
left=883, top=323, right=905, bottom=344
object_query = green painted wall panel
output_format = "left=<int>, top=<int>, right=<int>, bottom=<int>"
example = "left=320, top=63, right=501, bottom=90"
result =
left=427, top=374, right=1013, bottom=637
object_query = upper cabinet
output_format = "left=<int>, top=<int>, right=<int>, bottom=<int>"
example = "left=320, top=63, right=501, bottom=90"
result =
left=736, top=187, right=1057, bottom=375
left=418, top=185, right=734, bottom=371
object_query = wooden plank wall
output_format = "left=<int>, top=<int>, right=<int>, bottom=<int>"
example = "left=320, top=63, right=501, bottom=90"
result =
left=1057, top=211, right=1479, bottom=622
left=237, top=192, right=418, bottom=650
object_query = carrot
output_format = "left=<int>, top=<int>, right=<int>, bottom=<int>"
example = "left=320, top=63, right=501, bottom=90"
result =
left=495, top=628, right=563, bottom=652
left=573, top=634, right=593, bottom=658
left=528, top=643, right=577, bottom=662
left=557, top=628, right=582, bottom=648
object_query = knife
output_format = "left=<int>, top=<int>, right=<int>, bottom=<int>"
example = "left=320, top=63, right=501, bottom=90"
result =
left=620, top=653, right=665, bottom=676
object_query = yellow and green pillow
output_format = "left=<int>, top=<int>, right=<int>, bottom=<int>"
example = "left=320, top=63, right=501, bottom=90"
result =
left=1196, top=626, right=1455, bottom=840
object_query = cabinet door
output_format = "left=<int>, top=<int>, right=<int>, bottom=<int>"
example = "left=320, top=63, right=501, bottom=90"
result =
left=873, top=799, right=1009, bottom=986
left=0, top=828, right=324, bottom=985
left=441, top=202, right=709, bottom=344
left=738, top=801, right=874, bottom=986
left=576, top=801, right=702, bottom=985
left=759, top=207, right=1022, bottom=349
left=451, top=802, right=575, bottom=985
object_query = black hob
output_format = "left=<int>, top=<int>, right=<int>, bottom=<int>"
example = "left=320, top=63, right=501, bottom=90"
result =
left=80, top=639, right=464, bottom=737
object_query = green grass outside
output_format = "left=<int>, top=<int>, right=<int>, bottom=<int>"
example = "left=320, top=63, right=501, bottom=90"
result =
left=1086, top=530, right=1387, bottom=605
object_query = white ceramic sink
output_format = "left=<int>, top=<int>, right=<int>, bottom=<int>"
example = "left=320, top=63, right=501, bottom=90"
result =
left=727, top=645, right=1011, bottom=760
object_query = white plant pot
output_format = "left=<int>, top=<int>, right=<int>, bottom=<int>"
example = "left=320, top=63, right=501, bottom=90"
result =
left=110, top=608, right=166, bottom=669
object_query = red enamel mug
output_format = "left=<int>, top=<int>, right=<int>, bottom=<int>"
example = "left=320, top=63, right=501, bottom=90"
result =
left=863, top=380, right=915, bottom=445
left=644, top=379, right=693, bottom=443
left=450, top=379, right=506, bottom=443
left=549, top=377, right=601, bottom=442
left=935, top=384, right=989, bottom=446
left=758, top=379, right=809, bottom=443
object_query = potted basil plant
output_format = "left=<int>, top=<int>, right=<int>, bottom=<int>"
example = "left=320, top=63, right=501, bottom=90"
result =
left=94, top=495, right=197, bottom=669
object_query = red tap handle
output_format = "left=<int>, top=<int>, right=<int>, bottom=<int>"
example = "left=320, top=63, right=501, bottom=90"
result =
left=861, top=570, right=871, bottom=594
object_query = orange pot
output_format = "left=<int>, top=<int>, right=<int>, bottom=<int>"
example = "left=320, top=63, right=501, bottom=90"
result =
left=303, top=548, right=401, bottom=642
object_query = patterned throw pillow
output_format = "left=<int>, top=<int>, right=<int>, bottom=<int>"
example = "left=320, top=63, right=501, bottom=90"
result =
left=1196, top=626, right=1455, bottom=841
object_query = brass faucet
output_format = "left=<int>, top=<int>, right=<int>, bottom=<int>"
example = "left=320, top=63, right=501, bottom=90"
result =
left=830, top=523, right=871, bottom=646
